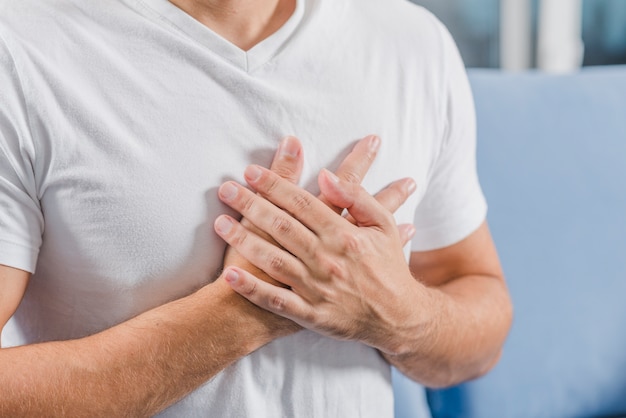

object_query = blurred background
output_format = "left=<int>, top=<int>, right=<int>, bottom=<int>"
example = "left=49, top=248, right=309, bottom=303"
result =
left=409, top=0, right=626, bottom=71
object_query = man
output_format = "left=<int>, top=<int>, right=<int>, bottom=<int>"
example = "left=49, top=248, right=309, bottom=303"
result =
left=0, top=0, right=512, bottom=416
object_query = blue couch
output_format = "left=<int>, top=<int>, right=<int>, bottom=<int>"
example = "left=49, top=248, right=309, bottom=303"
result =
left=394, top=66, right=626, bottom=418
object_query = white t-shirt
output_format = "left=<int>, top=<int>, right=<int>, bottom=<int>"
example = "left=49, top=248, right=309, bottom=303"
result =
left=0, top=0, right=486, bottom=416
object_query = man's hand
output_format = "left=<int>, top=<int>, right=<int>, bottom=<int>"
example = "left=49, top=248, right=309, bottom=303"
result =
left=223, top=135, right=417, bottom=287
left=214, top=163, right=419, bottom=355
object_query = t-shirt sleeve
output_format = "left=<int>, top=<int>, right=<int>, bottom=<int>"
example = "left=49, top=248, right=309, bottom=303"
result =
left=411, top=22, right=487, bottom=252
left=0, top=33, right=43, bottom=273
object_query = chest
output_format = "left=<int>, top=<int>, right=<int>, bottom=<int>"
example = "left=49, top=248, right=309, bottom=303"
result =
left=29, top=32, right=441, bottom=305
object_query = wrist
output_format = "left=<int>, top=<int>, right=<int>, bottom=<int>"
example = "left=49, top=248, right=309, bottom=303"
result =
left=203, top=277, right=300, bottom=350
left=381, top=283, right=441, bottom=357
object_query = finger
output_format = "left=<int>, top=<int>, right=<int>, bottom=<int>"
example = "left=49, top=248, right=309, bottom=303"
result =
left=242, top=136, right=303, bottom=234
left=372, top=178, right=416, bottom=214
left=318, top=169, right=404, bottom=229
left=223, top=267, right=313, bottom=325
left=397, top=223, right=417, bottom=246
left=214, top=215, right=308, bottom=287
left=242, top=165, right=341, bottom=235
left=217, top=181, right=321, bottom=258
left=320, top=135, right=380, bottom=212
left=269, top=136, right=304, bottom=185
left=343, top=177, right=417, bottom=224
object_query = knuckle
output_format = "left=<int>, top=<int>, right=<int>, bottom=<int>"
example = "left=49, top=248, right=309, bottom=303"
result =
left=242, top=280, right=257, bottom=297
left=320, top=258, right=346, bottom=280
left=271, top=215, right=293, bottom=235
left=341, top=170, right=362, bottom=185
left=339, top=231, right=363, bottom=253
left=291, top=192, right=313, bottom=212
left=230, top=228, right=248, bottom=248
left=265, top=175, right=281, bottom=196
left=272, top=165, right=297, bottom=183
left=268, top=253, right=284, bottom=271
left=269, top=294, right=287, bottom=312
left=241, top=195, right=256, bottom=215
left=316, top=285, right=335, bottom=303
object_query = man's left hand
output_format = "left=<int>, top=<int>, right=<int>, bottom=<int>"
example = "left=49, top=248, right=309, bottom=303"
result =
left=214, top=164, right=423, bottom=356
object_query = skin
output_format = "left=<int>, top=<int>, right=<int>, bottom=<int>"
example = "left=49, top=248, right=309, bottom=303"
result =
left=0, top=136, right=414, bottom=416
left=215, top=164, right=512, bottom=388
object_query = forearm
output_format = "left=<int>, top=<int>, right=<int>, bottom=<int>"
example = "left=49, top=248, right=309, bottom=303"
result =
left=382, top=274, right=512, bottom=388
left=0, top=279, right=295, bottom=417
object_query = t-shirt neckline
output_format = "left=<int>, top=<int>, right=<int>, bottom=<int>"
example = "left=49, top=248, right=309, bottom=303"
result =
left=135, top=0, right=306, bottom=72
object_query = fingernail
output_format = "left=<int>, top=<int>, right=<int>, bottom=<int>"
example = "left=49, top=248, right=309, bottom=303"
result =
left=279, top=136, right=300, bottom=159
left=368, top=135, right=381, bottom=151
left=225, top=269, right=239, bottom=284
left=324, top=169, right=340, bottom=184
left=215, top=216, right=234, bottom=235
left=406, top=179, right=417, bottom=195
left=219, top=182, right=239, bottom=201
left=245, top=165, right=263, bottom=182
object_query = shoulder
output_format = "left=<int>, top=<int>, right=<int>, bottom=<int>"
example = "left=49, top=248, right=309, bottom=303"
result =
left=335, top=0, right=457, bottom=72
left=0, top=0, right=119, bottom=52
left=333, top=0, right=461, bottom=88
left=0, top=0, right=68, bottom=54
left=0, top=0, right=65, bottom=27
left=0, top=1, right=62, bottom=85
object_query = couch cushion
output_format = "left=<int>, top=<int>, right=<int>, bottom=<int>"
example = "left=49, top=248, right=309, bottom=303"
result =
left=424, top=67, right=626, bottom=418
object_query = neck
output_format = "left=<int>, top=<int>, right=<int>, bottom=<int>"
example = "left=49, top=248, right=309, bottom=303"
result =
left=168, top=0, right=296, bottom=50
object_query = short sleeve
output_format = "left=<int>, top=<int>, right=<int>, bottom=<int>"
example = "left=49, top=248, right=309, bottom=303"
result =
left=411, top=22, right=487, bottom=252
left=0, top=32, right=43, bottom=273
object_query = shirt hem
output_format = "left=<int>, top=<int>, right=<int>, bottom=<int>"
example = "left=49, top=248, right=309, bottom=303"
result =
left=411, top=202, right=488, bottom=252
